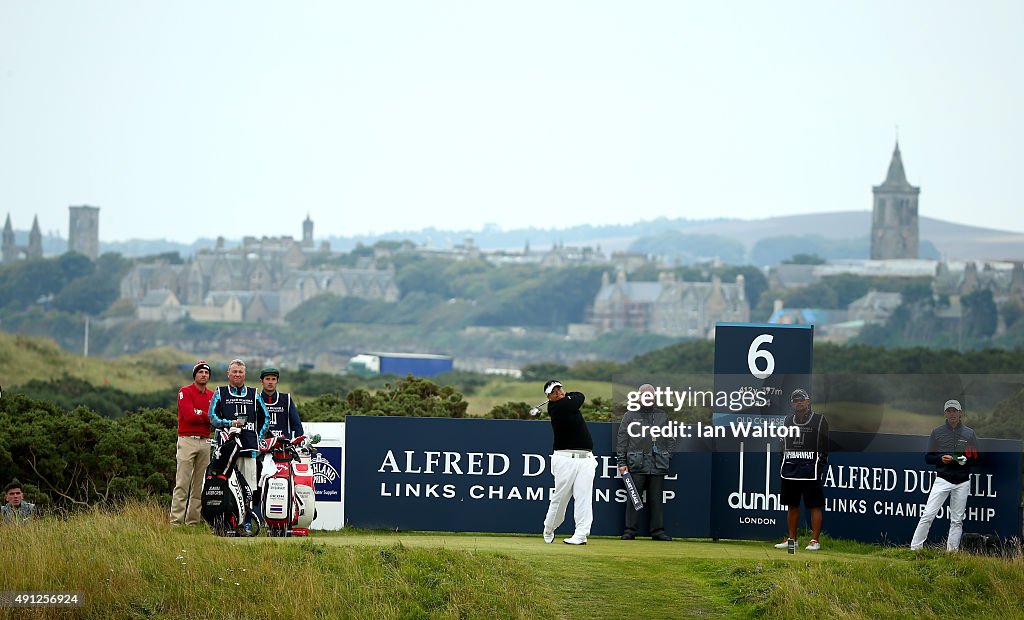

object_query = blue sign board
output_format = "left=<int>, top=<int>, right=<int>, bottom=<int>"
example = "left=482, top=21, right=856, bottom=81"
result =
left=339, top=320, right=1022, bottom=544
left=711, top=323, right=814, bottom=539
left=342, top=416, right=1021, bottom=543
left=710, top=430, right=1021, bottom=542
left=713, top=322, right=814, bottom=416
left=344, top=416, right=712, bottom=537
left=312, top=446, right=343, bottom=503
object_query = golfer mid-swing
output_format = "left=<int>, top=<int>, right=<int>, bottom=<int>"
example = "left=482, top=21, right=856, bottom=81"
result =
left=535, top=379, right=596, bottom=545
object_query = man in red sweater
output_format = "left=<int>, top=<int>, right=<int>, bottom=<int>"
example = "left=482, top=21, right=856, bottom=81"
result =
left=169, top=361, right=214, bottom=526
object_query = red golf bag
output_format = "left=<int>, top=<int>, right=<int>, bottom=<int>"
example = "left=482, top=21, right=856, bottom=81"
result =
left=259, top=434, right=319, bottom=537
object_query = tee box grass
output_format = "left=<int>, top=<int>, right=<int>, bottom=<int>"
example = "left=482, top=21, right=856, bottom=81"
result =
left=4, top=503, right=1023, bottom=620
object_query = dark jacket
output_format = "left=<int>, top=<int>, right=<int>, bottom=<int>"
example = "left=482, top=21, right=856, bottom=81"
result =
left=546, top=392, right=593, bottom=451
left=261, top=390, right=305, bottom=439
left=925, top=421, right=979, bottom=484
left=615, top=407, right=674, bottom=475
left=780, top=410, right=829, bottom=481
left=209, top=385, right=271, bottom=455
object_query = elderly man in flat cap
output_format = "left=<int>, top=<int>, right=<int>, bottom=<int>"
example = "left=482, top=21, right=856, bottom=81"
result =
left=170, top=360, right=214, bottom=526
left=910, top=399, right=979, bottom=552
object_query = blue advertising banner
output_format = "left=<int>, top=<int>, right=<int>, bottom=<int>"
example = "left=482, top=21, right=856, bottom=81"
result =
left=312, top=447, right=343, bottom=503
left=711, top=430, right=1022, bottom=543
left=343, top=416, right=712, bottom=537
left=343, top=416, right=1021, bottom=543
left=708, top=322, right=1022, bottom=544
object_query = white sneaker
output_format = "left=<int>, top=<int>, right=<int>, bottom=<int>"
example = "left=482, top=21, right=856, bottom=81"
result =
left=805, top=540, right=821, bottom=551
left=543, top=530, right=554, bottom=544
left=773, top=538, right=796, bottom=549
left=563, top=535, right=587, bottom=545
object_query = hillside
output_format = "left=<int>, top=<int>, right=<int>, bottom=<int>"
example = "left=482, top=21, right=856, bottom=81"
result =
left=664, top=212, right=1024, bottom=261
left=318, top=212, right=1024, bottom=261
left=0, top=331, right=187, bottom=393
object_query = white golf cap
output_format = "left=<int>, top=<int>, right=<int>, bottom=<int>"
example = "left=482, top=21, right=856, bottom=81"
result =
left=944, top=399, right=962, bottom=411
left=543, top=380, right=563, bottom=395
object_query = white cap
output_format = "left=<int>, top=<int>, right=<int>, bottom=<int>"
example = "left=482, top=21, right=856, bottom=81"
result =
left=944, top=399, right=962, bottom=411
left=543, top=380, right=563, bottom=395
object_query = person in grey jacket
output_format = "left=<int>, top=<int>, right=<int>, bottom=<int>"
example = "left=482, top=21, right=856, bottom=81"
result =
left=616, top=384, right=675, bottom=541
left=2, top=481, right=36, bottom=525
left=910, top=399, right=980, bottom=551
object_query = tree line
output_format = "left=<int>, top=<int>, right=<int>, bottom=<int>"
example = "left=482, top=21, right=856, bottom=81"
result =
left=4, top=361, right=1022, bottom=511
left=523, top=340, right=1024, bottom=379
left=0, top=376, right=472, bottom=511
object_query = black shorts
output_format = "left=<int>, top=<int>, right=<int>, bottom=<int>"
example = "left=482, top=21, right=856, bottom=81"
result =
left=780, top=479, right=825, bottom=509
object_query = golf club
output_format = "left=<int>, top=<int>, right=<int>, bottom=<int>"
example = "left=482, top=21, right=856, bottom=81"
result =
left=528, top=400, right=548, bottom=416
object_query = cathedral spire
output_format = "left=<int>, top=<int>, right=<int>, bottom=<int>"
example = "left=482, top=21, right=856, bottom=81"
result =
left=871, top=141, right=920, bottom=260
left=880, top=141, right=912, bottom=188
left=29, top=215, right=43, bottom=257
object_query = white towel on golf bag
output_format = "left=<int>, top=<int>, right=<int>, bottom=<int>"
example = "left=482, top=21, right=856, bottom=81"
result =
left=259, top=453, right=276, bottom=489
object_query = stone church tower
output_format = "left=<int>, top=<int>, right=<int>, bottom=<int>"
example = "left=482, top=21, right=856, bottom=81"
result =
left=302, top=214, right=314, bottom=248
left=68, top=205, right=100, bottom=259
left=871, top=142, right=919, bottom=260
left=2, top=214, right=44, bottom=263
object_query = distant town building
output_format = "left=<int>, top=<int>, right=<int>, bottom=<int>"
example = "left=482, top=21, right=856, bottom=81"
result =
left=767, top=301, right=851, bottom=342
left=848, top=290, right=903, bottom=323
left=768, top=305, right=848, bottom=328
left=768, top=259, right=939, bottom=290
left=767, top=263, right=820, bottom=290
left=390, top=236, right=656, bottom=273
left=933, top=261, right=1024, bottom=303
left=467, top=240, right=610, bottom=268
left=2, top=214, right=43, bottom=263
left=136, top=289, right=184, bottom=322
left=871, top=143, right=919, bottom=260
left=121, top=225, right=399, bottom=324
left=588, top=270, right=749, bottom=338
left=68, top=205, right=100, bottom=259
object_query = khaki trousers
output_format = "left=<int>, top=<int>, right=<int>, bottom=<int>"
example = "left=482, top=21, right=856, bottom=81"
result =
left=169, top=436, right=211, bottom=525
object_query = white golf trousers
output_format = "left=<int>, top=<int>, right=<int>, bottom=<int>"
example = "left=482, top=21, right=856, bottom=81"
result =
left=910, top=476, right=970, bottom=551
left=543, top=450, right=597, bottom=538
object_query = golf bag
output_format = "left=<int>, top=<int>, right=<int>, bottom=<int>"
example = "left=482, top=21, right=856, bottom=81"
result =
left=259, top=434, right=320, bottom=537
left=201, top=426, right=260, bottom=537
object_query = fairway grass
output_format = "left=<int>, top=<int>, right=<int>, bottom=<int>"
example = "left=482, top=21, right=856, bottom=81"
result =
left=465, top=379, right=621, bottom=417
left=5, top=503, right=1024, bottom=619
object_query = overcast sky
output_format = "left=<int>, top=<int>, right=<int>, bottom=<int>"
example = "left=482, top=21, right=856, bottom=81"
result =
left=2, top=1, right=1022, bottom=244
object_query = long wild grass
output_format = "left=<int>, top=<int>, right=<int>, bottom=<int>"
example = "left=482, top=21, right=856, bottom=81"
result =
left=0, top=502, right=554, bottom=619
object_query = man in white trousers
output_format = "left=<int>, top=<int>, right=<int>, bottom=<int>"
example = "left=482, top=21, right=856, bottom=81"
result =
left=534, top=379, right=596, bottom=545
left=910, top=399, right=980, bottom=551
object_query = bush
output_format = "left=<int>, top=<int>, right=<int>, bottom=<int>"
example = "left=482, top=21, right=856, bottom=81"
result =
left=0, top=393, right=176, bottom=510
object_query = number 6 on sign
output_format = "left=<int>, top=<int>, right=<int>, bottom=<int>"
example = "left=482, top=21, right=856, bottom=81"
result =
left=747, top=334, right=775, bottom=379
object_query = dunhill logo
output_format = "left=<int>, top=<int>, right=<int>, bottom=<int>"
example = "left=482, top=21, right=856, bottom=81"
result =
left=727, top=442, right=783, bottom=511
